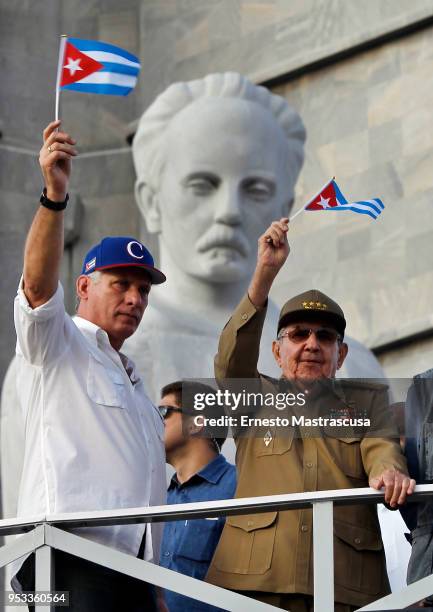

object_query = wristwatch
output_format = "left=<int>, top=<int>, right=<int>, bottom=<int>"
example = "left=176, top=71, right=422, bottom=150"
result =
left=40, top=188, right=69, bottom=211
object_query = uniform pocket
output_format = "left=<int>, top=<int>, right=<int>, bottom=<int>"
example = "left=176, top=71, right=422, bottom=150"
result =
left=87, top=354, right=126, bottom=408
left=214, top=511, right=277, bottom=574
left=334, top=519, right=385, bottom=595
left=333, top=437, right=364, bottom=479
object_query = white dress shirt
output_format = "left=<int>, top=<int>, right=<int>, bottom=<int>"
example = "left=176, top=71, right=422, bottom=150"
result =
left=14, top=280, right=166, bottom=564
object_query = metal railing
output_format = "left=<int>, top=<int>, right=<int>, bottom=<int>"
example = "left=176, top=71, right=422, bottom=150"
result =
left=2, top=485, right=433, bottom=611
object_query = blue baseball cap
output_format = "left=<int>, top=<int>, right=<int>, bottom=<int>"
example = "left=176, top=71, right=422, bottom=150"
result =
left=81, top=236, right=166, bottom=284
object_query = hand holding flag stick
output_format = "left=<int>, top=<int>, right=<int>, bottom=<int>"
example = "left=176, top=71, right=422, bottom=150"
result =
left=263, top=217, right=289, bottom=249
left=40, top=120, right=77, bottom=201
left=251, top=218, right=290, bottom=307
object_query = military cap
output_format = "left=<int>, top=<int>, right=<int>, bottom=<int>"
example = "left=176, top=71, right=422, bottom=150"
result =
left=278, top=289, right=346, bottom=337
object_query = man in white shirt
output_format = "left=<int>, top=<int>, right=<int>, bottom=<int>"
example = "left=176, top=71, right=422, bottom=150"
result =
left=13, top=120, right=166, bottom=611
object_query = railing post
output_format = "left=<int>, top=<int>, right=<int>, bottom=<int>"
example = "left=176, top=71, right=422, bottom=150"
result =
left=313, top=500, right=334, bottom=612
left=35, top=526, right=53, bottom=612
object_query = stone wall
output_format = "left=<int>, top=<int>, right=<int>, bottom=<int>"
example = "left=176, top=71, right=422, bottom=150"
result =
left=137, top=0, right=433, bottom=106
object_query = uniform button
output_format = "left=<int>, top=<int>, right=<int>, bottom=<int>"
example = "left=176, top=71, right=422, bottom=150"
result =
left=241, top=313, right=248, bottom=321
left=301, top=525, right=308, bottom=532
left=354, top=537, right=361, bottom=545
left=306, top=462, right=313, bottom=468
left=247, top=520, right=254, bottom=527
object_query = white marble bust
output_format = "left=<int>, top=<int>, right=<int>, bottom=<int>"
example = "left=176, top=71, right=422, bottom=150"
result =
left=124, top=72, right=385, bottom=402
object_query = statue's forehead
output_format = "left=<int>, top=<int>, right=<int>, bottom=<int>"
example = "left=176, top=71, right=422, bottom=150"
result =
left=159, top=99, right=291, bottom=183
left=168, top=98, right=286, bottom=140
left=168, top=96, right=278, bottom=130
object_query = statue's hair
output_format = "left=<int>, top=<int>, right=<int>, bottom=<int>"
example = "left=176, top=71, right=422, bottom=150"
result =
left=133, top=72, right=306, bottom=195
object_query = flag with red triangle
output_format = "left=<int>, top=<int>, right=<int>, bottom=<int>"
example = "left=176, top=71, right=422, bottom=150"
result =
left=305, top=178, right=348, bottom=210
left=60, top=41, right=104, bottom=87
left=58, top=37, right=141, bottom=96
left=304, top=178, right=384, bottom=220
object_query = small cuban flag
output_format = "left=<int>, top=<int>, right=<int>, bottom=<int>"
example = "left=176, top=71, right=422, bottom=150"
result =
left=303, top=178, right=384, bottom=220
left=57, top=36, right=140, bottom=96
left=53, top=36, right=140, bottom=120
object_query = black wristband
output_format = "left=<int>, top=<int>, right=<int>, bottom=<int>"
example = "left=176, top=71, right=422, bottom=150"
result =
left=40, top=188, right=69, bottom=211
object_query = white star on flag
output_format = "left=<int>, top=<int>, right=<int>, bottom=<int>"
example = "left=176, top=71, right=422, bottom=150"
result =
left=64, top=57, right=83, bottom=76
left=318, top=195, right=331, bottom=208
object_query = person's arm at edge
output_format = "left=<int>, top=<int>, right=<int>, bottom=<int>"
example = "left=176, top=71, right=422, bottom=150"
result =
left=23, top=120, right=77, bottom=308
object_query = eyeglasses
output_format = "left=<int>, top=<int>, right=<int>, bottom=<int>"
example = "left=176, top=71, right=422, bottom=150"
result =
left=278, top=326, right=342, bottom=345
left=158, top=405, right=182, bottom=419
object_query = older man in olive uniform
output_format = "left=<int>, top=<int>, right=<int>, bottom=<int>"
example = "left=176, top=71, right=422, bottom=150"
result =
left=206, top=218, right=415, bottom=611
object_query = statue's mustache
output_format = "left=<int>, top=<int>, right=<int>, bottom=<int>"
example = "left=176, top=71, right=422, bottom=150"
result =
left=196, top=227, right=250, bottom=257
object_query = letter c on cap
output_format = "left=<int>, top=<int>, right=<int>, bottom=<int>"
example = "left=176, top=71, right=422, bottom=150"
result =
left=127, top=241, right=144, bottom=260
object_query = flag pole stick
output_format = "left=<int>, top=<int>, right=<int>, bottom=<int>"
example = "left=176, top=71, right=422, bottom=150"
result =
left=288, top=176, right=336, bottom=222
left=54, top=35, right=68, bottom=121
left=288, top=206, right=305, bottom=222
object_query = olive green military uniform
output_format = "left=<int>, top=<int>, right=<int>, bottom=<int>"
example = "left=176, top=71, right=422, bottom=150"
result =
left=206, top=294, right=408, bottom=609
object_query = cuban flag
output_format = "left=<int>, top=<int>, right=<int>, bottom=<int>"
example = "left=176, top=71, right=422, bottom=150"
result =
left=304, top=178, right=384, bottom=220
left=58, top=37, right=140, bottom=96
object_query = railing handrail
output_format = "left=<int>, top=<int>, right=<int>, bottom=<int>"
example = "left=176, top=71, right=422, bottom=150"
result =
left=1, top=483, right=432, bottom=536
left=3, top=485, right=433, bottom=611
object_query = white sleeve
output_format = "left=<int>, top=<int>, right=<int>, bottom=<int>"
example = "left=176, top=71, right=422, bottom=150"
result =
left=14, top=278, right=71, bottom=366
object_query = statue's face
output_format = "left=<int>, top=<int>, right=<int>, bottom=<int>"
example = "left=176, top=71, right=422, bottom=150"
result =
left=157, top=98, right=295, bottom=283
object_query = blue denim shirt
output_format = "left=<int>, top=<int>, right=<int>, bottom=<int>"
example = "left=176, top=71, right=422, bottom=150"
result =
left=160, top=454, right=237, bottom=612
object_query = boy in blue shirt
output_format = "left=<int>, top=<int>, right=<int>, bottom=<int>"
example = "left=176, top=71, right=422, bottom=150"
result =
left=159, top=381, right=236, bottom=612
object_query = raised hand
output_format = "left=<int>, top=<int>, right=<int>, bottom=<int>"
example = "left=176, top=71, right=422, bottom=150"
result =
left=23, top=121, right=77, bottom=307
left=39, top=120, right=77, bottom=201
left=258, top=217, right=290, bottom=272
left=248, top=217, right=290, bottom=308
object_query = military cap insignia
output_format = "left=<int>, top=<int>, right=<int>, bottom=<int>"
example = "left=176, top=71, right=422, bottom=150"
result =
left=302, top=301, right=328, bottom=310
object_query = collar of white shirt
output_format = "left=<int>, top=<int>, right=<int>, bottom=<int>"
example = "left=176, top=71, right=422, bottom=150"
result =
left=73, top=316, right=142, bottom=385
